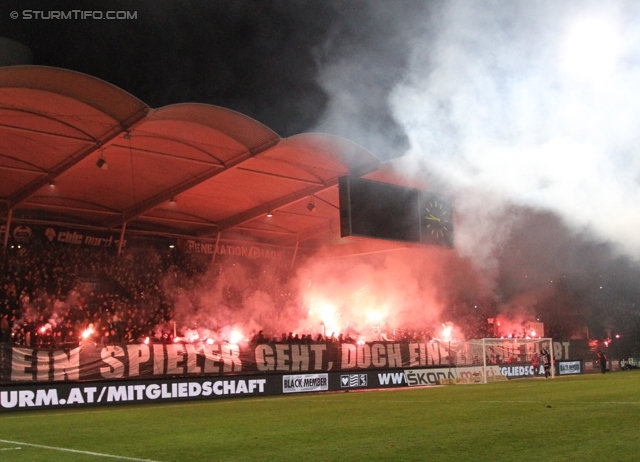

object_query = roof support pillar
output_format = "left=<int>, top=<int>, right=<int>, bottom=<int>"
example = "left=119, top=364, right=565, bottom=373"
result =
left=117, top=222, right=127, bottom=256
left=212, top=231, right=221, bottom=264
left=3, top=209, right=12, bottom=249
left=290, top=240, right=299, bottom=272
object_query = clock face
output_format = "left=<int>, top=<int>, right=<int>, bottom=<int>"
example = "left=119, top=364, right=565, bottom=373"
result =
left=424, top=200, right=450, bottom=238
left=420, top=193, right=453, bottom=247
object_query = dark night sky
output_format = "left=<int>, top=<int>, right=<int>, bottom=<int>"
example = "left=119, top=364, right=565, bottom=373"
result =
left=1, top=0, right=414, bottom=154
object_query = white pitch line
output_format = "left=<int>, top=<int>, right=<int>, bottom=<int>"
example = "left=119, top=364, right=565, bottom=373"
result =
left=0, top=439, right=161, bottom=461
left=0, top=447, right=21, bottom=451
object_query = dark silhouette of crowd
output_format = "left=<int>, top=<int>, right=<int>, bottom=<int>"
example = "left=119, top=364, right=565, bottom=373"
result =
left=0, top=242, right=459, bottom=350
left=3, top=242, right=396, bottom=348
left=0, top=242, right=211, bottom=348
left=249, top=330, right=362, bottom=345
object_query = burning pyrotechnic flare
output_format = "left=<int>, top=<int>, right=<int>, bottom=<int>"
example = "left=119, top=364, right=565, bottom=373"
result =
left=184, top=330, right=200, bottom=343
left=81, top=324, right=94, bottom=340
left=367, top=310, right=383, bottom=324
left=229, top=329, right=244, bottom=344
left=314, top=302, right=340, bottom=335
left=441, top=323, right=453, bottom=342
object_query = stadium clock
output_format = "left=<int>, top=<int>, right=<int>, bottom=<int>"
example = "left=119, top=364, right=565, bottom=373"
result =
left=420, top=193, right=454, bottom=248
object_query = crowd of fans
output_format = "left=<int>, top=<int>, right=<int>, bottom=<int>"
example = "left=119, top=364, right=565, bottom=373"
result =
left=0, top=242, right=211, bottom=348
left=0, top=242, right=450, bottom=349
left=2, top=242, right=394, bottom=349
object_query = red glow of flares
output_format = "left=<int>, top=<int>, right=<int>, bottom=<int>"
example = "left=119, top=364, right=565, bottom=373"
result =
left=441, top=323, right=453, bottom=342
left=494, top=317, right=543, bottom=339
left=229, top=330, right=243, bottom=344
left=315, top=302, right=339, bottom=335
left=81, top=325, right=94, bottom=340
left=435, top=322, right=464, bottom=342
left=184, top=331, right=200, bottom=343
left=156, top=249, right=461, bottom=345
left=168, top=326, right=247, bottom=345
left=301, top=292, right=398, bottom=342
left=367, top=310, right=383, bottom=324
left=294, top=254, right=446, bottom=343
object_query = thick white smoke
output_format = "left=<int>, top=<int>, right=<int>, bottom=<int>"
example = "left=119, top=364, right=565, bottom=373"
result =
left=388, top=0, right=640, bottom=259
left=145, top=2, right=640, bottom=342
left=302, top=1, right=640, bottom=341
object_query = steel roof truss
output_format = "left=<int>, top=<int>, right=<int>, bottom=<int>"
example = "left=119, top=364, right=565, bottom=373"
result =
left=1, top=106, right=149, bottom=215
left=106, top=137, right=280, bottom=228
left=200, top=178, right=340, bottom=237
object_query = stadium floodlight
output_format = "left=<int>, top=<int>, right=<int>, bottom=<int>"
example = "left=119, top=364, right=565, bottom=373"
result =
left=96, top=157, right=108, bottom=170
left=306, top=197, right=316, bottom=212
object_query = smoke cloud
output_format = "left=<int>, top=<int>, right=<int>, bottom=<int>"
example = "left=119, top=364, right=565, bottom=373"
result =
left=388, top=0, right=640, bottom=258
left=305, top=0, right=640, bottom=344
left=163, top=2, right=640, bottom=345
left=313, top=0, right=640, bottom=259
left=8, top=1, right=639, bottom=345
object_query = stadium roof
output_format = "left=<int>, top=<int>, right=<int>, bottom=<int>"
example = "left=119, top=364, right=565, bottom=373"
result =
left=0, top=66, right=406, bottom=255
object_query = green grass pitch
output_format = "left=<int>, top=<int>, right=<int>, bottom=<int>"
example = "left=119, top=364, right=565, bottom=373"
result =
left=1, top=372, right=638, bottom=461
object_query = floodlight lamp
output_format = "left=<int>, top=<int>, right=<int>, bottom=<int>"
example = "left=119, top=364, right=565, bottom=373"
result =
left=96, top=157, right=108, bottom=170
left=266, top=211, right=273, bottom=217
left=306, top=196, right=316, bottom=212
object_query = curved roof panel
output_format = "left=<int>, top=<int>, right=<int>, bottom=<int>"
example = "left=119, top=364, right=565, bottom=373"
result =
left=148, top=104, right=279, bottom=152
left=278, top=133, right=381, bottom=177
left=0, top=66, right=387, bottom=252
left=0, top=66, right=148, bottom=125
left=0, top=66, right=149, bottom=215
